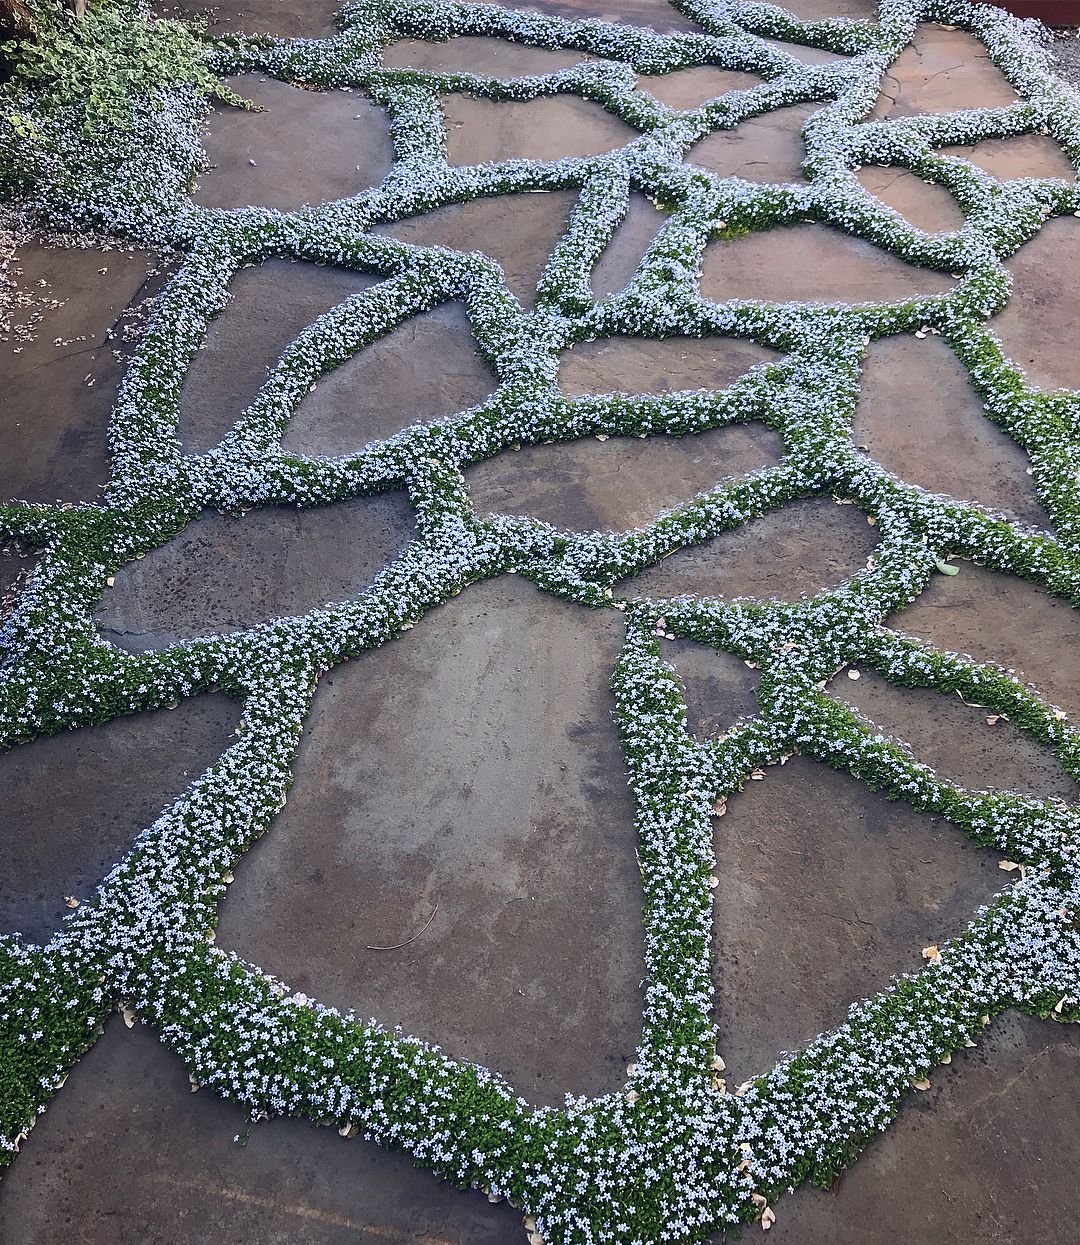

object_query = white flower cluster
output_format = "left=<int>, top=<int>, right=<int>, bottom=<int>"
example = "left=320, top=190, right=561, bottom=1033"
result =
left=1, top=0, right=1078, bottom=1240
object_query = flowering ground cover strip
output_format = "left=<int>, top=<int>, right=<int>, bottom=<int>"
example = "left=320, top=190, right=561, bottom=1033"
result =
left=1, top=0, right=1079, bottom=1240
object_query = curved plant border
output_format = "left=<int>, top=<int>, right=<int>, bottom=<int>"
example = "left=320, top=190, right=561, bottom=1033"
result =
left=1, top=0, right=1079, bottom=1240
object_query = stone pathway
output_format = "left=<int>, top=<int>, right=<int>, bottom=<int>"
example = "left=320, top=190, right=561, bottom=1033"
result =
left=2, top=1, right=1080, bottom=1242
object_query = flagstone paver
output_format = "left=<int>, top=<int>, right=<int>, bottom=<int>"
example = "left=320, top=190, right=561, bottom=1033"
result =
left=871, top=24, right=1020, bottom=120
left=830, top=667, right=1078, bottom=800
left=700, top=223, right=955, bottom=304
left=442, top=93, right=640, bottom=164
left=589, top=191, right=669, bottom=298
left=381, top=34, right=592, bottom=74
left=614, top=497, right=878, bottom=599
left=686, top=103, right=818, bottom=183
left=95, top=494, right=416, bottom=650
left=461, top=0, right=704, bottom=35
left=742, top=1012, right=1080, bottom=1245
left=158, top=0, right=340, bottom=36
left=558, top=334, right=781, bottom=395
left=853, top=334, right=1048, bottom=527
left=764, top=37, right=849, bottom=65
left=637, top=66, right=762, bottom=110
left=856, top=166, right=966, bottom=233
left=661, top=638, right=762, bottom=739
left=990, top=215, right=1080, bottom=392
left=0, top=696, right=237, bottom=944
left=0, top=242, right=166, bottom=502
left=889, top=563, right=1080, bottom=722
left=179, top=260, right=382, bottom=452
left=215, top=576, right=645, bottom=1106
left=0, top=1019, right=520, bottom=1243
left=711, top=757, right=1001, bottom=1080
left=194, top=78, right=395, bottom=211
left=374, top=189, right=580, bottom=308
left=938, top=134, right=1076, bottom=183
left=467, top=424, right=782, bottom=532
left=281, top=301, right=497, bottom=457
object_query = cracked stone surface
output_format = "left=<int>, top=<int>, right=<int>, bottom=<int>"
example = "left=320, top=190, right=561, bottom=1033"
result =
left=661, top=638, right=762, bottom=739
left=889, top=562, right=1080, bottom=723
left=215, top=577, right=645, bottom=1107
left=0, top=242, right=166, bottom=503
left=381, top=34, right=592, bottom=74
left=856, top=166, right=967, bottom=233
left=764, top=37, right=850, bottom=64
left=156, top=0, right=340, bottom=36
left=830, top=667, right=1078, bottom=801
left=442, top=93, right=640, bottom=164
left=637, top=66, right=762, bottom=109
left=711, top=757, right=1001, bottom=1080
left=558, top=335, right=781, bottom=395
left=95, top=494, right=416, bottom=651
left=466, top=424, right=783, bottom=532
left=0, top=1019, right=521, bottom=1243
left=871, top=24, right=1020, bottom=120
left=590, top=192, right=670, bottom=299
left=991, top=216, right=1080, bottom=393
left=281, top=302, right=497, bottom=457
left=700, top=223, right=955, bottom=304
left=374, top=189, right=579, bottom=308
left=194, top=78, right=395, bottom=211
left=614, top=497, right=879, bottom=600
left=938, top=134, right=1076, bottom=183
left=853, top=334, right=1048, bottom=527
left=179, top=260, right=382, bottom=453
left=744, top=1011, right=1080, bottom=1245
left=0, top=696, right=236, bottom=943
left=686, top=103, right=818, bottom=184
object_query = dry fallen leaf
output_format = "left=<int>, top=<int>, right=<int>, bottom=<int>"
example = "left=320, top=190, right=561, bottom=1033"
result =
left=847, top=669, right=861, bottom=680
left=121, top=1005, right=137, bottom=1029
left=750, top=769, right=766, bottom=780
left=64, top=895, right=80, bottom=909
left=911, top=1076, right=931, bottom=1091
left=999, top=860, right=1020, bottom=872
left=921, top=945, right=941, bottom=963
left=986, top=714, right=1000, bottom=726
left=712, top=1054, right=726, bottom=1072
left=713, top=800, right=728, bottom=818
left=338, top=1123, right=359, bottom=1138
left=761, top=1207, right=776, bottom=1230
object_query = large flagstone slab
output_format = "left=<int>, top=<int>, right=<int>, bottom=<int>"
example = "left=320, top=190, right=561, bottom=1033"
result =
left=871, top=25, right=1019, bottom=121
left=442, top=93, right=639, bottom=164
left=381, top=35, right=591, bottom=75
left=686, top=103, right=817, bottom=184
left=590, top=192, right=669, bottom=298
left=637, top=66, right=762, bottom=110
left=938, top=134, right=1075, bottom=183
left=856, top=166, right=966, bottom=233
left=558, top=333, right=781, bottom=395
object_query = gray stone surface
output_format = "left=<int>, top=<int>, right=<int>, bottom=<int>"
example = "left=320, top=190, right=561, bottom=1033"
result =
left=442, top=94, right=639, bottom=164
left=382, top=35, right=591, bottom=74
left=95, top=494, right=416, bottom=650
left=179, top=259, right=381, bottom=452
left=661, top=637, right=761, bottom=739
left=0, top=696, right=237, bottom=943
left=615, top=497, right=879, bottom=599
left=374, top=190, right=579, bottom=308
left=700, top=224, right=955, bottom=305
left=711, top=757, right=1001, bottom=1080
left=1051, top=29, right=1080, bottom=87
left=281, top=301, right=496, bottom=457
left=589, top=192, right=669, bottom=299
left=0, top=1019, right=521, bottom=1243
left=467, top=424, right=782, bottom=532
left=831, top=666, right=1078, bottom=801
left=558, top=334, right=781, bottom=395
left=460, top=0, right=704, bottom=35
left=889, top=562, right=1080, bottom=722
left=939, top=134, right=1076, bottom=183
left=216, top=577, right=645, bottom=1106
left=637, top=66, right=761, bottom=110
left=156, top=0, right=340, bottom=37
left=854, top=334, right=1048, bottom=527
left=194, top=78, right=395, bottom=211
left=0, top=242, right=165, bottom=504
left=686, top=103, right=818, bottom=184
left=856, top=166, right=966, bottom=233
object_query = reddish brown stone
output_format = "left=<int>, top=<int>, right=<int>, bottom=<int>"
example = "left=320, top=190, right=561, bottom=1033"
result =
left=712, top=757, right=1001, bottom=1079
left=281, top=302, right=496, bottom=457
left=686, top=103, right=817, bottom=184
left=374, top=190, right=579, bottom=308
left=700, top=224, right=954, bottom=305
left=216, top=577, right=645, bottom=1106
left=871, top=25, right=1019, bottom=120
left=467, top=424, right=782, bottom=532
left=637, top=66, right=761, bottom=110
left=857, top=166, right=966, bottom=234
left=992, top=216, right=1080, bottom=392
left=854, top=334, right=1047, bottom=527
left=831, top=667, right=1077, bottom=800
left=194, top=78, right=394, bottom=211
left=179, top=260, right=381, bottom=452
left=442, top=93, right=639, bottom=164
left=590, top=192, right=669, bottom=299
left=614, top=497, right=879, bottom=600
left=888, top=562, right=1080, bottom=722
left=381, top=35, right=591, bottom=75
left=939, top=134, right=1076, bottom=182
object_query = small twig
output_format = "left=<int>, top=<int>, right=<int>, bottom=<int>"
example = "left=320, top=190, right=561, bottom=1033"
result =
left=366, top=903, right=439, bottom=951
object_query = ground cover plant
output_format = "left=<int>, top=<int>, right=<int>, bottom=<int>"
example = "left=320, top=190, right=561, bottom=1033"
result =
left=0, top=0, right=1079, bottom=1240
